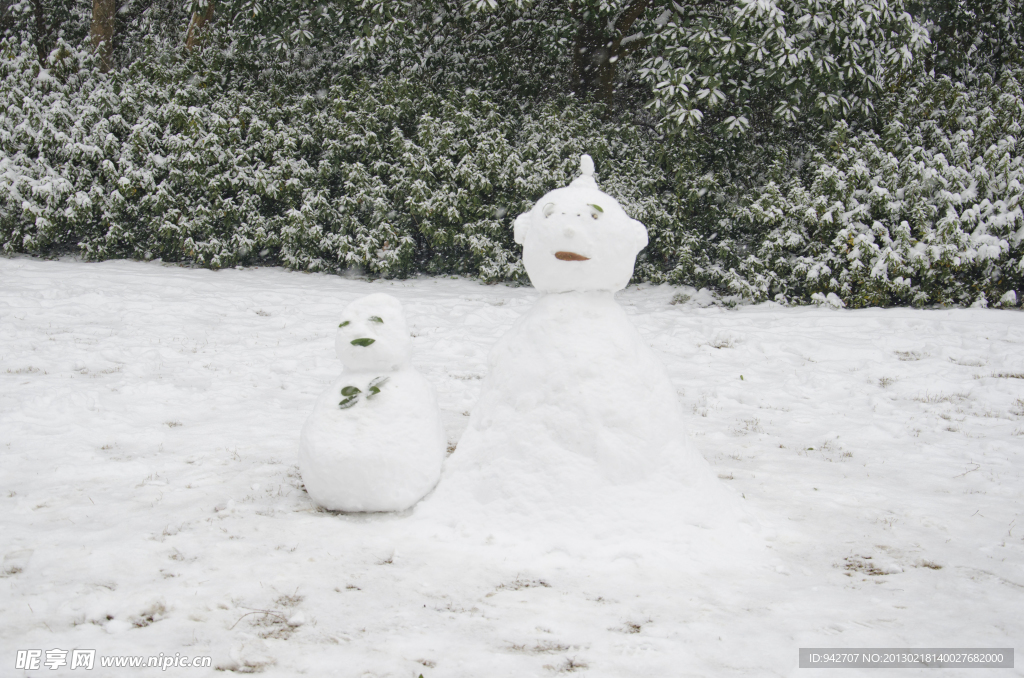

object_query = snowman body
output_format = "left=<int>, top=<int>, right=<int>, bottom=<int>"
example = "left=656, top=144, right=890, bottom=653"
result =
left=299, top=294, right=445, bottom=512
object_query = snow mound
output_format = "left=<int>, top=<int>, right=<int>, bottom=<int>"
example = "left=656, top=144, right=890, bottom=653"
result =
left=423, top=292, right=761, bottom=572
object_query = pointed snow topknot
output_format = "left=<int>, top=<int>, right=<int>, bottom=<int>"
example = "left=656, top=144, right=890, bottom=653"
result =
left=580, top=154, right=595, bottom=177
left=570, top=154, right=599, bottom=190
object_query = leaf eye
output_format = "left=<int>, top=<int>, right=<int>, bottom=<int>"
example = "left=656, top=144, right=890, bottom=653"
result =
left=368, top=316, right=383, bottom=323
left=338, top=320, right=350, bottom=328
left=588, top=203, right=603, bottom=214
left=542, top=203, right=556, bottom=218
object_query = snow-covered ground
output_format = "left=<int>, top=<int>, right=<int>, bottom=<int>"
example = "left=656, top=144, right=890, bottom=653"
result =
left=1, top=257, right=1022, bottom=677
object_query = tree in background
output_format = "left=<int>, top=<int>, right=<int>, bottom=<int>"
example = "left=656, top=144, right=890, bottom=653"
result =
left=639, top=0, right=929, bottom=137
left=89, top=0, right=114, bottom=69
left=1, top=0, right=88, bottom=62
left=567, top=0, right=654, bottom=104
left=337, top=1, right=927, bottom=129
left=909, top=0, right=1022, bottom=80
left=1, top=0, right=1021, bottom=306
left=184, top=0, right=212, bottom=50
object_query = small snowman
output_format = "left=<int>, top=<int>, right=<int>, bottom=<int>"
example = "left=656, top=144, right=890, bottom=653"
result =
left=299, top=293, right=445, bottom=512
left=444, top=155, right=728, bottom=514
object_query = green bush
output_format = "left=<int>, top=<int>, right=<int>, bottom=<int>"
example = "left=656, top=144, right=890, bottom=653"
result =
left=1, top=38, right=1021, bottom=307
left=718, top=71, right=1024, bottom=307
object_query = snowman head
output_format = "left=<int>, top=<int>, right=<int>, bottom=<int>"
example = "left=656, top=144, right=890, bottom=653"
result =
left=514, top=154, right=648, bottom=293
left=335, top=293, right=412, bottom=372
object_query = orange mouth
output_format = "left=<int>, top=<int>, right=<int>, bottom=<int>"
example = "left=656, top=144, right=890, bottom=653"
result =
left=554, top=251, right=590, bottom=261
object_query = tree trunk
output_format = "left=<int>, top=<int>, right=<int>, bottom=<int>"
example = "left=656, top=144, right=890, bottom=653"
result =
left=186, top=1, right=215, bottom=50
left=571, top=17, right=610, bottom=101
left=33, top=0, right=50, bottom=63
left=90, top=0, right=116, bottom=72
left=570, top=0, right=651, bottom=106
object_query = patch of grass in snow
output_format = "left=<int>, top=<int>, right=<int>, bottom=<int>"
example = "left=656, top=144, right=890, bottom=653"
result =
left=612, top=618, right=650, bottom=634
left=231, top=607, right=300, bottom=640
left=88, top=615, right=114, bottom=628
left=937, top=412, right=968, bottom=432
left=913, top=392, right=969, bottom=404
left=137, top=473, right=166, bottom=487
left=162, top=524, right=184, bottom=537
left=706, top=335, right=736, bottom=349
left=495, top=577, right=551, bottom=592
left=801, top=440, right=851, bottom=462
left=731, top=417, right=764, bottom=435
left=894, top=350, right=924, bottom=361
left=844, top=556, right=899, bottom=576
left=993, top=372, right=1024, bottom=379
left=691, top=395, right=709, bottom=417
left=510, top=641, right=572, bottom=654
left=130, top=600, right=167, bottom=628
left=878, top=376, right=897, bottom=388
left=544, top=657, right=589, bottom=673
left=5, top=366, right=41, bottom=374
left=274, top=593, right=304, bottom=608
left=950, top=357, right=987, bottom=367
left=876, top=515, right=899, bottom=529
left=164, top=420, right=183, bottom=427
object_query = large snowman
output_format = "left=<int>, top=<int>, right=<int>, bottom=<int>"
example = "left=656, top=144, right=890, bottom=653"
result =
left=299, top=293, right=445, bottom=512
left=436, top=155, right=745, bottom=545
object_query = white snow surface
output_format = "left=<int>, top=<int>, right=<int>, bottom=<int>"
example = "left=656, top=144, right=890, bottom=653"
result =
left=2, top=257, right=1023, bottom=677
left=300, top=293, right=445, bottom=512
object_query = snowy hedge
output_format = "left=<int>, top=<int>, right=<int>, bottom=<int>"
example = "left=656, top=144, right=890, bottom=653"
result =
left=661, top=71, right=1024, bottom=308
left=1, top=38, right=1021, bottom=307
left=0, top=39, right=672, bottom=281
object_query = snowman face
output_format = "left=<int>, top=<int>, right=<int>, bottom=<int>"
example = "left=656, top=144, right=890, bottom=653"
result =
left=514, top=183, right=648, bottom=293
left=335, top=293, right=412, bottom=372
